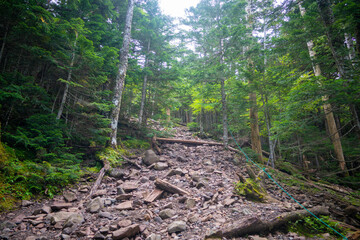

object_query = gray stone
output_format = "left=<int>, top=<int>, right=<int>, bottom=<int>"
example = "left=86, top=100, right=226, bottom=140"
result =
left=159, top=209, right=175, bottom=219
left=49, top=212, right=73, bottom=225
left=120, top=182, right=138, bottom=192
left=86, top=197, right=104, bottom=213
left=185, top=198, right=196, bottom=209
left=166, top=168, right=185, bottom=177
left=115, top=201, right=133, bottom=210
left=98, top=211, right=112, bottom=219
left=154, top=162, right=168, bottom=170
left=112, top=224, right=140, bottom=240
left=61, top=234, right=71, bottom=239
left=33, top=206, right=51, bottom=215
left=25, top=236, right=39, bottom=240
left=21, top=200, right=34, bottom=207
left=146, top=233, right=162, bottom=240
left=140, top=177, right=148, bottom=183
left=93, top=232, right=106, bottom=240
left=99, top=227, right=109, bottom=234
left=117, top=187, right=125, bottom=195
left=51, top=202, right=72, bottom=211
left=0, top=221, right=16, bottom=230
left=167, top=221, right=187, bottom=233
left=143, top=150, right=159, bottom=166
left=117, top=219, right=132, bottom=228
left=63, top=192, right=77, bottom=202
left=108, top=168, right=126, bottom=179
left=63, top=213, right=84, bottom=228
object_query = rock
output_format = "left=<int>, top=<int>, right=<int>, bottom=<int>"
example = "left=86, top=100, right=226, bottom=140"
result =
left=0, top=221, right=16, bottom=230
left=13, top=214, right=26, bottom=224
left=93, top=232, right=106, bottom=240
left=63, top=213, right=84, bottom=228
left=60, top=234, right=71, bottom=239
left=223, top=197, right=236, bottom=206
left=93, top=189, right=107, bottom=197
left=116, top=194, right=132, bottom=201
left=176, top=156, right=187, bottom=162
left=249, top=236, right=267, bottom=240
left=154, top=162, right=169, bottom=170
left=109, top=168, right=126, bottom=179
left=140, top=177, right=148, bottom=183
left=49, top=212, right=74, bottom=225
left=117, top=187, right=126, bottom=195
left=167, top=221, right=187, bottom=234
left=196, top=181, right=206, bottom=189
left=86, top=197, right=104, bottom=213
left=112, top=224, right=140, bottom=240
left=189, top=171, right=201, bottom=182
left=100, top=226, right=109, bottom=234
left=120, top=182, right=138, bottom=192
left=51, top=202, right=72, bottom=211
left=22, top=200, right=34, bottom=207
left=33, top=206, right=51, bottom=215
left=159, top=209, right=175, bottom=219
left=63, top=192, right=77, bottom=202
left=143, top=150, right=160, bottom=166
left=115, top=201, right=133, bottom=210
left=25, top=236, right=39, bottom=240
left=166, top=168, right=185, bottom=177
left=146, top=233, right=162, bottom=240
left=187, top=213, right=199, bottom=223
left=118, top=219, right=132, bottom=228
left=185, top=198, right=196, bottom=209
left=99, top=211, right=112, bottom=219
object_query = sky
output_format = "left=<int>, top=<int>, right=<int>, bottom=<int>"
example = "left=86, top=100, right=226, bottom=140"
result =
left=158, top=0, right=201, bottom=18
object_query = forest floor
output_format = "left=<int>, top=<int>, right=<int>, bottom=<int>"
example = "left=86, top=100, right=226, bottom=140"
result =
left=0, top=124, right=359, bottom=240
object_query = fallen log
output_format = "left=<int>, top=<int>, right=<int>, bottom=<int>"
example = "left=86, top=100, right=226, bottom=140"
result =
left=155, top=137, right=223, bottom=146
left=206, top=206, right=329, bottom=238
left=154, top=178, right=189, bottom=195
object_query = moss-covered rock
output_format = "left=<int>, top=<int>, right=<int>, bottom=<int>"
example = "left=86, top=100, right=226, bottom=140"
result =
left=235, top=178, right=267, bottom=202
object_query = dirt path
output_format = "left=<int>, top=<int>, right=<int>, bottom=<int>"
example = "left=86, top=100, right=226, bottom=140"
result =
left=0, top=126, right=355, bottom=240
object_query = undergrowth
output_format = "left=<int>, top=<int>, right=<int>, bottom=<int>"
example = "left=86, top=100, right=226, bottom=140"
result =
left=288, top=215, right=348, bottom=239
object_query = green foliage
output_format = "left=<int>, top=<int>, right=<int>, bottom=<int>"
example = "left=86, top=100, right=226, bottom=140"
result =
left=97, top=147, right=123, bottom=168
left=187, top=122, right=199, bottom=132
left=122, top=138, right=150, bottom=150
left=289, top=216, right=348, bottom=238
left=234, top=178, right=267, bottom=202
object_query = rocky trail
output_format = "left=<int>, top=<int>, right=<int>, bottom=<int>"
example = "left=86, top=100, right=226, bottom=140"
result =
left=1, top=126, right=359, bottom=240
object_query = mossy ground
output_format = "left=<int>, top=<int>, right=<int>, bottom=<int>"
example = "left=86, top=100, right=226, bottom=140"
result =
left=234, top=178, right=267, bottom=202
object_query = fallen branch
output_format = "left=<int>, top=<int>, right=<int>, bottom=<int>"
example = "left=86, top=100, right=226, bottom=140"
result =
left=155, top=178, right=189, bottom=195
left=207, top=206, right=329, bottom=238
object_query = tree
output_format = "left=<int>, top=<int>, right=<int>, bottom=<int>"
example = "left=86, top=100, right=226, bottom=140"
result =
left=109, top=0, right=134, bottom=148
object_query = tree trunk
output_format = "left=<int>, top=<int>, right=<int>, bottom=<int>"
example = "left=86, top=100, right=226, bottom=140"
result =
left=299, top=3, right=348, bottom=175
left=249, top=92, right=263, bottom=163
left=139, top=39, right=150, bottom=125
left=0, top=23, right=9, bottom=66
left=199, top=107, right=204, bottom=136
left=56, top=32, right=78, bottom=120
left=221, top=77, right=228, bottom=146
left=110, top=0, right=134, bottom=148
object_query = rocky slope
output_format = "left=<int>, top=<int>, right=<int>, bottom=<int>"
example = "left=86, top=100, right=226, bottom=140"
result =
left=0, top=126, right=358, bottom=240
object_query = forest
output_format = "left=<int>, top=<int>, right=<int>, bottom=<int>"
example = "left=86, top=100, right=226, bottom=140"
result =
left=0, top=0, right=359, bottom=217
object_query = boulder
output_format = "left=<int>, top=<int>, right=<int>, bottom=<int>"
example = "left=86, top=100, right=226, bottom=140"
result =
left=63, top=192, right=77, bottom=202
left=63, top=213, right=84, bottom=228
left=143, top=150, right=159, bottom=166
left=146, top=233, right=162, bottom=240
left=49, top=212, right=74, bottom=225
left=154, top=162, right=168, bottom=171
left=159, top=209, right=175, bottom=219
left=167, top=221, right=187, bottom=233
left=108, top=168, right=126, bottom=179
left=112, top=224, right=140, bottom=240
left=86, top=197, right=104, bottom=213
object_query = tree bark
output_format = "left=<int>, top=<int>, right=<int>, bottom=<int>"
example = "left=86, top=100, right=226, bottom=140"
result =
left=56, top=32, right=78, bottom=120
left=299, top=3, right=348, bottom=175
left=207, top=206, right=329, bottom=238
left=139, top=39, right=150, bottom=125
left=0, top=22, right=9, bottom=66
left=110, top=0, right=134, bottom=148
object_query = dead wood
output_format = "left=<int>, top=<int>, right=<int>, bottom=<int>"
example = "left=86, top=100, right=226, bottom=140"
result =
left=155, top=137, right=223, bottom=146
left=151, top=136, right=162, bottom=154
left=154, top=178, right=189, bottom=195
left=144, top=188, right=164, bottom=203
left=120, top=154, right=142, bottom=169
left=207, top=206, right=330, bottom=238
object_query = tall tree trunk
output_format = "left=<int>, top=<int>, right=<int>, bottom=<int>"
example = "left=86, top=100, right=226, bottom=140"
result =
left=200, top=107, right=204, bottom=136
left=0, top=23, right=9, bottom=66
left=139, top=39, right=150, bottom=125
left=249, top=91, right=263, bottom=163
left=220, top=77, right=228, bottom=146
left=299, top=3, right=348, bottom=175
left=110, top=0, right=134, bottom=148
left=57, top=32, right=78, bottom=120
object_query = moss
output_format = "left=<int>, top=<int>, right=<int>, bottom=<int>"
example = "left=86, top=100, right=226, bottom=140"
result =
left=122, top=139, right=150, bottom=150
left=235, top=178, right=267, bottom=202
left=96, top=147, right=124, bottom=168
